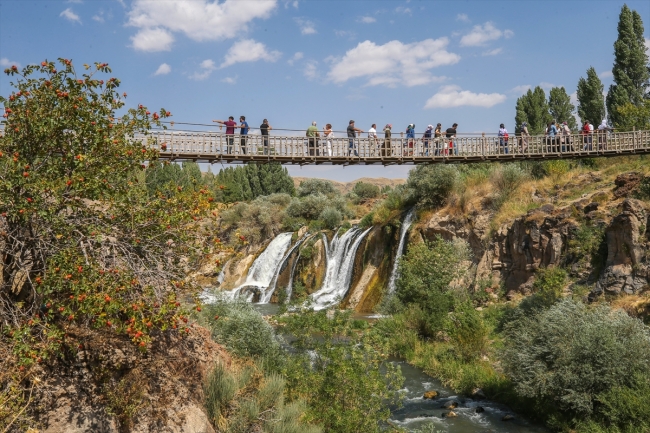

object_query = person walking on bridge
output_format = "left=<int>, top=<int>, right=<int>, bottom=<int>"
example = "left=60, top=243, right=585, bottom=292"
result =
left=368, top=124, right=378, bottom=156
left=434, top=123, right=442, bottom=155
left=383, top=124, right=392, bottom=157
left=423, top=125, right=433, bottom=156
left=446, top=123, right=458, bottom=155
left=239, top=116, right=249, bottom=154
left=213, top=116, right=237, bottom=154
left=498, top=123, right=509, bottom=154
left=347, top=120, right=363, bottom=157
left=260, top=119, right=272, bottom=155
left=306, top=121, right=320, bottom=156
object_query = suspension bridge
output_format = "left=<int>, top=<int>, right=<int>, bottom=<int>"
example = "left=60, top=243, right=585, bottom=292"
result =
left=138, top=128, right=650, bottom=165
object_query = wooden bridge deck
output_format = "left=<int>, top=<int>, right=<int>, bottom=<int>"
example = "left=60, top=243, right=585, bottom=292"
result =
left=138, top=129, right=650, bottom=165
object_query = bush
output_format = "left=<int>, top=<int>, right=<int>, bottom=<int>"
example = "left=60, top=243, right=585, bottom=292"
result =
left=351, top=182, right=380, bottom=201
left=297, top=179, right=337, bottom=197
left=319, top=207, right=342, bottom=229
left=635, top=176, right=650, bottom=201
left=542, top=159, right=570, bottom=181
left=502, top=299, right=650, bottom=428
left=445, top=301, right=489, bottom=361
left=406, top=165, right=458, bottom=208
left=221, top=194, right=291, bottom=245
left=490, top=164, right=529, bottom=209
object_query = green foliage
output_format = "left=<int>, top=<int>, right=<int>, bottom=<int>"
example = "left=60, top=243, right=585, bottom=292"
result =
left=616, top=99, right=650, bottom=131
left=211, top=163, right=295, bottom=203
left=549, top=86, right=578, bottom=131
left=145, top=161, right=205, bottom=196
left=606, top=5, right=650, bottom=127
left=577, top=67, right=606, bottom=126
left=541, top=159, right=570, bottom=181
left=515, top=86, right=553, bottom=135
left=220, top=194, right=291, bottom=245
left=281, top=310, right=403, bottom=433
left=531, top=267, right=567, bottom=308
left=318, top=207, right=342, bottom=229
left=569, top=223, right=607, bottom=274
left=489, top=164, right=529, bottom=209
left=286, top=193, right=349, bottom=223
left=445, top=300, right=489, bottom=361
left=297, top=178, right=337, bottom=197
left=351, top=181, right=380, bottom=201
left=635, top=175, right=650, bottom=200
left=0, top=59, right=204, bottom=368
left=502, top=299, right=650, bottom=426
left=396, top=237, right=469, bottom=337
left=406, top=165, right=458, bottom=208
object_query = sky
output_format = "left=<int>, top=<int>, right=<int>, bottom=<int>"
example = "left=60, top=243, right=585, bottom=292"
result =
left=1, top=0, right=649, bottom=181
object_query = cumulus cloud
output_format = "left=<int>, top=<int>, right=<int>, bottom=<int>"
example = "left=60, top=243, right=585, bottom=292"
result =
left=295, top=17, right=316, bottom=34
left=60, top=8, right=81, bottom=23
left=327, top=38, right=459, bottom=87
left=131, top=27, right=174, bottom=52
left=511, top=85, right=531, bottom=95
left=424, top=85, right=506, bottom=109
left=395, top=6, right=411, bottom=14
left=288, top=52, right=303, bottom=65
left=221, top=76, right=238, bottom=84
left=482, top=48, right=502, bottom=56
left=92, top=14, right=105, bottom=23
left=599, top=70, right=613, bottom=79
left=0, top=58, right=20, bottom=68
left=456, top=13, right=469, bottom=22
left=154, top=63, right=171, bottom=75
left=221, top=39, right=281, bottom=68
left=539, top=81, right=555, bottom=90
left=304, top=60, right=319, bottom=79
left=190, top=59, right=217, bottom=80
left=359, top=16, right=376, bottom=23
left=127, top=0, right=277, bottom=52
left=460, top=22, right=512, bottom=47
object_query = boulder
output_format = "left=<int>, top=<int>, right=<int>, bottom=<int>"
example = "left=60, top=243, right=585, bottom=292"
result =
left=423, top=390, right=438, bottom=399
left=475, top=406, right=485, bottom=413
left=614, top=172, right=643, bottom=198
left=442, top=411, right=458, bottom=418
left=443, top=400, right=459, bottom=409
left=502, top=414, right=515, bottom=421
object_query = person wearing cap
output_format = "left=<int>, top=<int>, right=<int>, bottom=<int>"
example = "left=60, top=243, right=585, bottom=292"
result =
left=383, top=124, right=392, bottom=157
left=423, top=125, right=433, bottom=156
left=347, top=120, right=363, bottom=157
left=306, top=121, right=320, bottom=156
left=520, top=122, right=530, bottom=153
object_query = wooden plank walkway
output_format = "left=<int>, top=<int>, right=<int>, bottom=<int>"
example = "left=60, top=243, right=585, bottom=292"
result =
left=137, top=129, right=650, bottom=165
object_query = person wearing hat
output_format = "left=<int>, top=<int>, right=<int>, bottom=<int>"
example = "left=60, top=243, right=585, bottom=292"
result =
left=423, top=125, right=433, bottom=156
left=347, top=120, right=363, bottom=157
left=520, top=121, right=530, bottom=153
left=383, top=124, right=392, bottom=157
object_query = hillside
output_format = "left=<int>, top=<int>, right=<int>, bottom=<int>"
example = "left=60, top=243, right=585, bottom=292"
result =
left=292, top=177, right=406, bottom=194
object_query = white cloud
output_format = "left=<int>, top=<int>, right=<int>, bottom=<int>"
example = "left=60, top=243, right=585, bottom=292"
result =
left=327, top=38, right=460, bottom=87
left=288, top=52, right=303, bottom=65
left=154, top=63, right=171, bottom=75
left=295, top=18, right=316, bottom=34
left=646, top=38, right=650, bottom=53
left=284, top=0, right=298, bottom=8
left=456, top=13, right=469, bottom=22
left=460, top=22, right=513, bottom=47
left=511, top=85, right=531, bottom=95
left=92, top=15, right=104, bottom=23
left=127, top=0, right=276, bottom=52
left=599, top=70, right=613, bottom=79
left=482, top=48, right=502, bottom=56
left=220, top=39, right=281, bottom=68
left=395, top=6, right=411, bottom=14
left=115, top=0, right=126, bottom=7
left=190, top=59, right=217, bottom=80
left=0, top=58, right=20, bottom=68
left=334, top=29, right=356, bottom=39
left=67, top=0, right=83, bottom=3
left=539, top=81, right=555, bottom=90
left=424, top=85, right=507, bottom=109
left=304, top=60, right=319, bottom=79
left=60, top=8, right=81, bottom=24
left=359, top=16, right=376, bottom=23
left=131, top=27, right=174, bottom=52
left=221, top=76, right=238, bottom=84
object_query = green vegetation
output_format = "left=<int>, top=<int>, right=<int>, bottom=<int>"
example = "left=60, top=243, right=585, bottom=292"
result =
left=515, top=86, right=552, bottom=135
left=405, top=165, right=458, bottom=208
left=349, top=181, right=380, bottom=203
left=549, top=86, right=578, bottom=131
left=577, top=67, right=606, bottom=126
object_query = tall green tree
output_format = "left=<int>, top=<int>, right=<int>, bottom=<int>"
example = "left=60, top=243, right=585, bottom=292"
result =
left=577, top=67, right=606, bottom=126
left=515, top=86, right=552, bottom=135
left=606, top=4, right=650, bottom=127
left=549, top=86, right=577, bottom=131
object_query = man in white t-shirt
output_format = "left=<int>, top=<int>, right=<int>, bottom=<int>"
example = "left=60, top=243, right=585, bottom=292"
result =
left=368, top=123, right=378, bottom=156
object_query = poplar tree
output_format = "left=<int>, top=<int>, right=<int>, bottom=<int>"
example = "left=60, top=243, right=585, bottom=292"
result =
left=515, top=86, right=552, bottom=135
left=605, top=4, right=650, bottom=127
left=549, top=87, right=577, bottom=131
left=577, top=67, right=606, bottom=126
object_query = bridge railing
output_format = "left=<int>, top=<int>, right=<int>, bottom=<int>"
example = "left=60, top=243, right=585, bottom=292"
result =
left=134, top=129, right=650, bottom=162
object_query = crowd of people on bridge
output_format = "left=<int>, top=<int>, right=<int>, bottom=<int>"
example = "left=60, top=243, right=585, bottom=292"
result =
left=212, top=115, right=615, bottom=157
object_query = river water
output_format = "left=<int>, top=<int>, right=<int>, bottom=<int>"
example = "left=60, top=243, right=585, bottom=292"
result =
left=249, top=304, right=546, bottom=433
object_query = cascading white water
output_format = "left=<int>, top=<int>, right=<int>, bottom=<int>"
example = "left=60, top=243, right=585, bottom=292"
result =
left=310, top=227, right=372, bottom=310
left=228, top=232, right=293, bottom=302
left=386, top=208, right=416, bottom=295
left=261, top=233, right=308, bottom=303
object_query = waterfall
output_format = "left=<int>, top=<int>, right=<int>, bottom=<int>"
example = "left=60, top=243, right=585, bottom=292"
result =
left=310, top=227, right=372, bottom=311
left=228, top=232, right=293, bottom=302
left=261, top=233, right=308, bottom=303
left=386, top=208, right=416, bottom=295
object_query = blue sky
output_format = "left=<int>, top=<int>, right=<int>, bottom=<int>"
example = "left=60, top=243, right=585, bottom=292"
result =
left=1, top=0, right=649, bottom=181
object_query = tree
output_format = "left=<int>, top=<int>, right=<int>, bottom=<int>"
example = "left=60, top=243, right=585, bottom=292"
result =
left=515, top=86, right=552, bottom=135
left=577, top=67, right=606, bottom=126
left=0, top=59, right=211, bottom=371
left=606, top=4, right=650, bottom=127
left=548, top=87, right=577, bottom=131
left=616, top=99, right=650, bottom=131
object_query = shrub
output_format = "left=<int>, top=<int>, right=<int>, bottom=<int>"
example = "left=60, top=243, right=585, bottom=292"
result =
left=502, top=299, right=650, bottom=427
left=635, top=176, right=650, bottom=201
left=359, top=211, right=375, bottom=229
left=542, top=159, right=570, bottom=181
left=319, top=207, right=342, bottom=229
left=490, top=164, right=529, bottom=209
left=297, top=179, right=337, bottom=197
left=351, top=182, right=380, bottom=201
left=406, top=165, right=458, bottom=208
left=445, top=301, right=489, bottom=361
